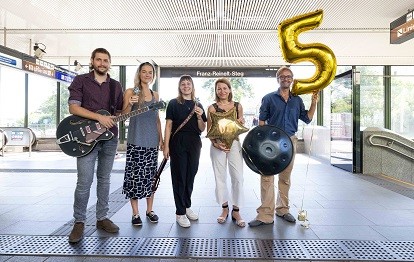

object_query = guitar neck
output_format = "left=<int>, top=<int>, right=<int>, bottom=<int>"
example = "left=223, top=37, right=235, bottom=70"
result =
left=113, top=106, right=150, bottom=122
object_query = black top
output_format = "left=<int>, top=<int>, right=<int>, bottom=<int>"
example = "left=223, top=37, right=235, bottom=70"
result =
left=166, top=99, right=207, bottom=135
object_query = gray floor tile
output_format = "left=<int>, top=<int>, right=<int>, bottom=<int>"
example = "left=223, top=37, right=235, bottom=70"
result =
left=0, top=204, right=18, bottom=215
left=371, top=225, right=414, bottom=241
left=44, top=258, right=86, bottom=262
left=315, top=200, right=384, bottom=209
left=0, top=220, right=65, bottom=235
left=3, top=256, right=49, bottom=262
left=301, top=208, right=375, bottom=226
left=0, top=256, right=13, bottom=262
left=355, top=209, right=414, bottom=226
left=311, top=225, right=388, bottom=240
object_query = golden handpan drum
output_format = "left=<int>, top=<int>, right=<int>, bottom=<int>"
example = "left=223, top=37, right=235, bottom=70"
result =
left=242, top=125, right=293, bottom=176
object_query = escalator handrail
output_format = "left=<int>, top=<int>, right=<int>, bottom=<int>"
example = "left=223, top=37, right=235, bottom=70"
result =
left=368, top=134, right=414, bottom=161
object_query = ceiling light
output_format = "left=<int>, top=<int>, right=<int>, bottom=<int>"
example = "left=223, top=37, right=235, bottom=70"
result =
left=33, top=43, right=46, bottom=59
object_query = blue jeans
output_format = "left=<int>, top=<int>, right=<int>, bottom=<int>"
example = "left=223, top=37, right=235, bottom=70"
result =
left=73, top=138, right=118, bottom=222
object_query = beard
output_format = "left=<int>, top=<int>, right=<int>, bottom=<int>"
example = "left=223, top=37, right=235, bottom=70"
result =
left=92, top=64, right=108, bottom=76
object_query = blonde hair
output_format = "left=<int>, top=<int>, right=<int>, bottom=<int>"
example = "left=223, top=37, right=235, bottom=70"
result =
left=133, top=62, right=156, bottom=104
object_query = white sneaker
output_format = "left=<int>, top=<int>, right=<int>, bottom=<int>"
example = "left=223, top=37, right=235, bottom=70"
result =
left=186, top=208, right=199, bottom=221
left=176, top=215, right=191, bottom=228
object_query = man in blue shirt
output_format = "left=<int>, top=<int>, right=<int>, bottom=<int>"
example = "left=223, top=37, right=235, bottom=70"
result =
left=249, top=66, right=318, bottom=226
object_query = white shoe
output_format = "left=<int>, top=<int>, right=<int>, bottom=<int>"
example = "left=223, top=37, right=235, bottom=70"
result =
left=186, top=208, right=199, bottom=221
left=176, top=215, right=191, bottom=228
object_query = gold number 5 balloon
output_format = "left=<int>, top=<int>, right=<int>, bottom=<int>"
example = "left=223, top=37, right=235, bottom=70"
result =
left=278, top=9, right=337, bottom=95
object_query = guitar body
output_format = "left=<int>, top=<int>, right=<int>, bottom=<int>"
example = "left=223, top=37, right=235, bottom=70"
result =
left=56, top=101, right=166, bottom=157
left=56, top=110, right=114, bottom=157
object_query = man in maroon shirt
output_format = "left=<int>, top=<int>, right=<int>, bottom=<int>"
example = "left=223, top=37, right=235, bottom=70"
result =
left=68, top=48, right=124, bottom=243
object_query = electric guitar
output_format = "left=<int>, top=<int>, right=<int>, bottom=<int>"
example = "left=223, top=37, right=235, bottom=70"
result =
left=56, top=101, right=166, bottom=157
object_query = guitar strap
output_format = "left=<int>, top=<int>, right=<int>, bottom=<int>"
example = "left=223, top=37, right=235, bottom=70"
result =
left=109, top=79, right=117, bottom=115
left=172, top=100, right=197, bottom=138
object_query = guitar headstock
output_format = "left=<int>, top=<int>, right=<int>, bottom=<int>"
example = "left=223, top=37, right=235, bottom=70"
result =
left=150, top=100, right=167, bottom=111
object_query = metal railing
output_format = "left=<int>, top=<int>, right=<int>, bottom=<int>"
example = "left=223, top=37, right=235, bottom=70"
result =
left=368, top=134, right=414, bottom=161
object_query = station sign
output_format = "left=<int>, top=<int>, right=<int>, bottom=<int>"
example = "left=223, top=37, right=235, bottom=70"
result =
left=1, top=45, right=77, bottom=83
left=390, top=10, right=414, bottom=44
left=55, top=66, right=77, bottom=83
left=0, top=52, right=22, bottom=69
left=23, top=60, right=55, bottom=78
left=160, top=67, right=280, bottom=78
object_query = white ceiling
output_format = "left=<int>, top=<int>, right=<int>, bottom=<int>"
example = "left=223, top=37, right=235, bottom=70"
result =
left=1, top=0, right=413, bottom=67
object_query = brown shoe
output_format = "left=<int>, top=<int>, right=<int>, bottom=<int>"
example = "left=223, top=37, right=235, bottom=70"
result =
left=96, top=218, right=119, bottom=233
left=68, top=222, right=84, bottom=243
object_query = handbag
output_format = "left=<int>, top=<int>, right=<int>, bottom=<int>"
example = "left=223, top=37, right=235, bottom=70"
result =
left=152, top=100, right=198, bottom=192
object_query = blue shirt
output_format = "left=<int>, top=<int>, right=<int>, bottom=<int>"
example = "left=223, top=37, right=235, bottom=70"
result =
left=259, top=90, right=311, bottom=136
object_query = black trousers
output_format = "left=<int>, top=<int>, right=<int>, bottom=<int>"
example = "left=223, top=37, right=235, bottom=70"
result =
left=169, top=132, right=202, bottom=215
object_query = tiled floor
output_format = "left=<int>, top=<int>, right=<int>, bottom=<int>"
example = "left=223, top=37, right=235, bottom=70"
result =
left=1, top=137, right=414, bottom=261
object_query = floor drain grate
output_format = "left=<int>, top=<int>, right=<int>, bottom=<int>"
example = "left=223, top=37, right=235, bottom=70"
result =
left=177, top=238, right=218, bottom=258
left=342, top=240, right=399, bottom=260
left=381, top=241, right=414, bottom=261
left=1, top=235, right=413, bottom=260
left=262, top=239, right=307, bottom=260
left=0, top=235, right=31, bottom=253
left=3, top=236, right=66, bottom=255
left=222, top=239, right=262, bottom=258
left=89, top=237, right=142, bottom=256
left=134, top=237, right=178, bottom=257
left=302, top=239, right=352, bottom=260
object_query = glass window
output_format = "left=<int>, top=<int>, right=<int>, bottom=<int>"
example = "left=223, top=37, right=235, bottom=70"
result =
left=27, top=74, right=57, bottom=138
left=390, top=66, right=414, bottom=138
left=126, top=65, right=138, bottom=89
left=60, top=82, right=70, bottom=120
left=0, top=66, right=25, bottom=127
left=357, top=66, right=384, bottom=130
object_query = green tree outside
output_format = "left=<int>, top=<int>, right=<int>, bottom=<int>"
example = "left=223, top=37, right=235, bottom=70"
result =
left=201, top=78, right=254, bottom=102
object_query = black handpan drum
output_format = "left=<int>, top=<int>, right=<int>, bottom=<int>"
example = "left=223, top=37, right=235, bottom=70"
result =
left=242, top=125, right=293, bottom=176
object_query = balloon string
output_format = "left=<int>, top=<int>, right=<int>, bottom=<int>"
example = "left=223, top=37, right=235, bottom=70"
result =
left=300, top=120, right=315, bottom=211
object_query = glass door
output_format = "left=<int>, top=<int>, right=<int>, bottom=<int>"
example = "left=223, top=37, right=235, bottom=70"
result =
left=330, top=70, right=353, bottom=172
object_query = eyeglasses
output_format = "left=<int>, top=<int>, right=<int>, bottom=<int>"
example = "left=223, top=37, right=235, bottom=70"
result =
left=278, top=75, right=293, bottom=80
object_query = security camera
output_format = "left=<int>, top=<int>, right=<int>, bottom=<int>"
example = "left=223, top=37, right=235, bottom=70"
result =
left=33, top=43, right=46, bottom=59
